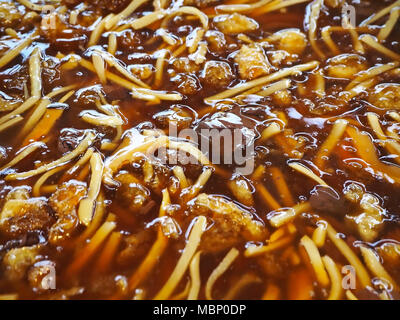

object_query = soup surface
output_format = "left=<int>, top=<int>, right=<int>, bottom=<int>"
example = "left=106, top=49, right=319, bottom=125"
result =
left=0, top=0, right=400, bottom=300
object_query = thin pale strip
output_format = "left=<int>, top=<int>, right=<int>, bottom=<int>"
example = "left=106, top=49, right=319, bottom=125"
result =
left=78, top=152, right=104, bottom=226
left=76, top=56, right=181, bottom=100
left=62, top=148, right=94, bottom=180
left=346, top=290, right=358, bottom=300
left=326, top=224, right=371, bottom=288
left=341, top=78, right=377, bottom=102
left=255, top=184, right=281, bottom=210
left=321, top=26, right=341, bottom=55
left=161, top=6, right=208, bottom=29
left=360, top=246, right=398, bottom=290
left=300, top=235, right=330, bottom=287
left=269, top=167, right=295, bottom=206
left=22, top=108, right=64, bottom=146
left=367, top=112, right=400, bottom=165
left=0, top=28, right=38, bottom=69
left=6, top=131, right=96, bottom=180
left=92, top=53, right=107, bottom=83
left=252, top=0, right=311, bottom=16
left=360, top=35, right=400, bottom=60
left=173, top=166, right=189, bottom=189
left=108, top=33, right=117, bottom=55
left=315, top=119, right=348, bottom=168
left=0, top=142, right=44, bottom=172
left=93, top=49, right=150, bottom=88
left=205, top=248, right=239, bottom=300
left=360, top=0, right=400, bottom=26
left=312, top=221, right=327, bottom=248
left=17, top=99, right=50, bottom=141
left=95, top=231, right=122, bottom=274
left=346, top=62, right=399, bottom=90
left=154, top=216, right=207, bottom=300
left=256, top=79, right=291, bottom=97
left=378, top=8, right=399, bottom=41
left=308, top=0, right=325, bottom=59
left=0, top=115, right=23, bottom=133
left=187, top=251, right=201, bottom=300
left=269, top=202, right=311, bottom=228
left=131, top=11, right=166, bottom=29
left=128, top=189, right=170, bottom=292
left=244, top=236, right=294, bottom=257
left=205, top=61, right=318, bottom=103
left=66, top=221, right=116, bottom=275
left=29, top=47, right=42, bottom=98
left=289, top=162, right=328, bottom=186
left=16, top=0, right=43, bottom=11
left=32, top=164, right=68, bottom=197
left=216, top=0, right=274, bottom=12
left=260, top=122, right=282, bottom=142
left=322, top=255, right=343, bottom=300
left=154, top=49, right=168, bottom=88
left=105, top=0, right=149, bottom=30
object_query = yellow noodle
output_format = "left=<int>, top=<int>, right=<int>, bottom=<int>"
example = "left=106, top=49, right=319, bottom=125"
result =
left=63, top=148, right=94, bottom=179
left=6, top=131, right=96, bottom=180
left=346, top=62, right=399, bottom=90
left=108, top=33, right=117, bottom=55
left=255, top=0, right=310, bottom=16
left=78, top=152, right=104, bottom=226
left=0, top=115, right=23, bottom=133
left=256, top=79, right=291, bottom=97
left=92, top=49, right=150, bottom=88
left=187, top=251, right=201, bottom=300
left=154, top=216, right=207, bottom=300
left=106, top=0, right=150, bottom=30
left=223, top=273, right=261, bottom=300
left=308, top=0, right=325, bottom=59
left=322, top=255, right=343, bottom=300
left=216, top=0, right=274, bottom=12
left=260, top=122, right=283, bottom=142
left=300, top=235, right=330, bottom=287
left=360, top=0, right=400, bottom=26
left=17, top=99, right=50, bottom=141
left=269, top=201, right=311, bottom=228
left=205, top=61, right=319, bottom=103
left=0, top=142, right=44, bottom=172
left=321, top=26, right=340, bottom=55
left=360, top=246, right=398, bottom=290
left=173, top=166, right=189, bottom=189
left=154, top=49, right=169, bottom=88
left=5, top=28, right=18, bottom=39
left=342, top=78, right=376, bottom=102
left=312, top=221, right=327, bottom=248
left=288, top=162, right=328, bottom=186
left=367, top=112, right=400, bottom=165
left=326, top=224, right=371, bottom=288
left=131, top=11, right=166, bottom=29
left=33, top=164, right=68, bottom=197
left=378, top=8, right=399, bottom=41
left=0, top=27, right=38, bottom=68
left=346, top=290, right=358, bottom=300
left=315, top=119, right=348, bottom=168
left=360, top=35, right=400, bottom=61
left=16, top=0, right=44, bottom=11
left=244, top=236, right=294, bottom=257
left=205, top=248, right=239, bottom=300
left=162, top=6, right=209, bottom=30
left=92, top=53, right=107, bottom=84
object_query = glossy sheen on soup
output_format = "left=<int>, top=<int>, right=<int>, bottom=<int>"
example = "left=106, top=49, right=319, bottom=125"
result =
left=0, top=0, right=400, bottom=300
